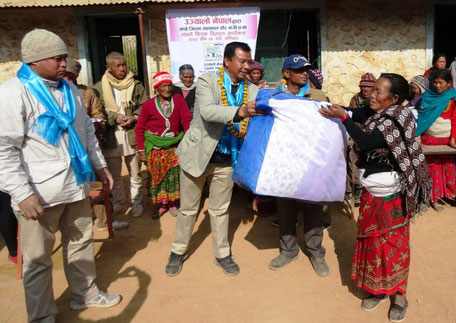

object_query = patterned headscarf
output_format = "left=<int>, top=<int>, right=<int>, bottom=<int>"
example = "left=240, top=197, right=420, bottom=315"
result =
left=359, top=105, right=431, bottom=217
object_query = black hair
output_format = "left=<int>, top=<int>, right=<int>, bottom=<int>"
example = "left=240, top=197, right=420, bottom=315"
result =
left=432, top=53, right=447, bottom=67
left=224, top=42, right=251, bottom=61
left=380, top=73, right=411, bottom=105
left=430, top=68, right=453, bottom=83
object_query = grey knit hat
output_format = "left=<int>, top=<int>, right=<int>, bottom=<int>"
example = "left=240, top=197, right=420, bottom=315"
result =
left=21, top=29, right=68, bottom=63
left=410, top=75, right=428, bottom=94
left=66, top=59, right=81, bottom=77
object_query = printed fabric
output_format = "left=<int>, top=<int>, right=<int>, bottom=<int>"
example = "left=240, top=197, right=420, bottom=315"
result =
left=351, top=189, right=410, bottom=295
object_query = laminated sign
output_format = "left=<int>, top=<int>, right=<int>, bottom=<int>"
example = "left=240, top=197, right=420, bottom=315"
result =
left=233, top=90, right=348, bottom=202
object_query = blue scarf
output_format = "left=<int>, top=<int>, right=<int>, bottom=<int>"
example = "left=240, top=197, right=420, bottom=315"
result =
left=17, top=63, right=95, bottom=184
left=416, top=88, right=456, bottom=136
left=278, top=81, right=309, bottom=97
left=215, top=70, right=246, bottom=167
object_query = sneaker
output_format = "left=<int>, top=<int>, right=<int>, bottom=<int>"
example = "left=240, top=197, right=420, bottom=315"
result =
left=268, top=254, right=298, bottom=271
left=131, top=204, right=144, bottom=218
left=361, top=294, right=389, bottom=311
left=214, top=255, right=240, bottom=276
left=112, top=220, right=129, bottom=230
left=165, top=252, right=189, bottom=277
left=389, top=300, right=408, bottom=322
left=69, top=291, right=121, bottom=310
left=309, top=257, right=330, bottom=277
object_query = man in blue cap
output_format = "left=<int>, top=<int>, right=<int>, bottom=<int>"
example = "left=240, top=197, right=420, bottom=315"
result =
left=269, top=54, right=330, bottom=277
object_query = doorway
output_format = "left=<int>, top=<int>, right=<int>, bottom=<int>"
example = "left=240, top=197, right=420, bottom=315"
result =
left=87, top=16, right=143, bottom=84
left=255, top=9, right=320, bottom=86
left=433, top=4, right=456, bottom=66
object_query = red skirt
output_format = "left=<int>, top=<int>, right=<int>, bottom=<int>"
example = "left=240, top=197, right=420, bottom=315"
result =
left=421, top=134, right=456, bottom=202
left=351, top=190, right=410, bottom=295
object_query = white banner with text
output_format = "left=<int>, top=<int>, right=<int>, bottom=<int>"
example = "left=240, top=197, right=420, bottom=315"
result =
left=166, top=7, right=260, bottom=82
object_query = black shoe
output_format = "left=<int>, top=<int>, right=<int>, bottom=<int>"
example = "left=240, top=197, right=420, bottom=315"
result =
left=271, top=216, right=298, bottom=228
left=165, top=252, right=189, bottom=277
left=214, top=255, right=240, bottom=276
left=271, top=216, right=280, bottom=227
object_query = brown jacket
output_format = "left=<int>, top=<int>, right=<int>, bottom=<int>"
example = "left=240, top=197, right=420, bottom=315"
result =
left=78, top=84, right=104, bottom=120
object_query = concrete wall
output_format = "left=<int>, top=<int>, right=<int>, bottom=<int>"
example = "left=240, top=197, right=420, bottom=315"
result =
left=324, top=0, right=427, bottom=104
left=0, top=0, right=430, bottom=106
left=0, top=7, right=78, bottom=83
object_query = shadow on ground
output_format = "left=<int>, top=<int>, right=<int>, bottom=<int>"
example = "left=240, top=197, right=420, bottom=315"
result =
left=327, top=201, right=366, bottom=300
left=55, top=172, right=156, bottom=322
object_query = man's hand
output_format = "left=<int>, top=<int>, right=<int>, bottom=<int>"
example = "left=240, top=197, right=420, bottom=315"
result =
left=18, top=194, right=44, bottom=220
left=95, top=167, right=114, bottom=192
left=116, top=114, right=129, bottom=125
left=449, top=138, right=456, bottom=149
left=238, top=101, right=266, bottom=118
left=119, top=116, right=137, bottom=128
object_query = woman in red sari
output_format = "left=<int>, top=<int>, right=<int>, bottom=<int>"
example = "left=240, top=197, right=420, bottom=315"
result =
left=135, top=72, right=192, bottom=218
left=416, top=69, right=456, bottom=211
left=321, top=73, right=431, bottom=322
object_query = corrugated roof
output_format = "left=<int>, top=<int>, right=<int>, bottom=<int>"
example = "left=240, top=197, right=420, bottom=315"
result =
left=0, top=0, right=214, bottom=8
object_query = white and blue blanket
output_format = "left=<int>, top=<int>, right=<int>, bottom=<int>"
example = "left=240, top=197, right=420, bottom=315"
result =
left=233, top=89, right=347, bottom=202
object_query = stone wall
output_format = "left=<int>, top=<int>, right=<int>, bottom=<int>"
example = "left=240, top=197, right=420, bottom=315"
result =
left=0, top=7, right=78, bottom=83
left=324, top=0, right=427, bottom=105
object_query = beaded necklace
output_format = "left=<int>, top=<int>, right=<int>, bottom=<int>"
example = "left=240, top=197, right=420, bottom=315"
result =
left=218, top=66, right=248, bottom=138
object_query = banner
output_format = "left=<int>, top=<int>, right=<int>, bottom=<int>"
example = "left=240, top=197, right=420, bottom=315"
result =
left=166, top=7, right=261, bottom=82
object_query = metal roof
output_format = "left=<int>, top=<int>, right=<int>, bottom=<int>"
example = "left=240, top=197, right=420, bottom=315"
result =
left=0, top=0, right=214, bottom=8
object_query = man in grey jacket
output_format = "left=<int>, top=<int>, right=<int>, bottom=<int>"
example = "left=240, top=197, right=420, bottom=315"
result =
left=0, top=29, right=121, bottom=322
left=165, top=42, right=263, bottom=276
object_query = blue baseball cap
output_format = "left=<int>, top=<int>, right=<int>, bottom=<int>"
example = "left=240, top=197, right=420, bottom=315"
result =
left=283, top=54, right=311, bottom=70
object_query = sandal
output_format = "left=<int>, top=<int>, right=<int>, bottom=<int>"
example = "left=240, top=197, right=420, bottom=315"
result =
left=389, top=300, right=408, bottom=322
left=431, top=202, right=444, bottom=212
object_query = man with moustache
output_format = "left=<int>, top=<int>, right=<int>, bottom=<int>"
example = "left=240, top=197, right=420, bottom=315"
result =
left=165, top=42, right=263, bottom=276
left=268, top=55, right=330, bottom=277
left=0, top=29, right=121, bottom=322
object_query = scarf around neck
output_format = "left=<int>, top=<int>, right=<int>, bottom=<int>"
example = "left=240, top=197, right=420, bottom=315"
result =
left=173, top=81, right=196, bottom=91
left=215, top=69, right=246, bottom=167
left=361, top=105, right=431, bottom=217
left=17, top=63, right=95, bottom=185
left=101, top=70, right=135, bottom=112
left=278, top=81, right=310, bottom=97
left=416, top=88, right=456, bottom=136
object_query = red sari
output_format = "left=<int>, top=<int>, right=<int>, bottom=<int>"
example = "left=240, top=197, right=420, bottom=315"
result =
left=421, top=99, right=456, bottom=202
left=351, top=190, right=410, bottom=295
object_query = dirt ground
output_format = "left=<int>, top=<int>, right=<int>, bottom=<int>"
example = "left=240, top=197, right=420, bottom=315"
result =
left=1, top=172, right=455, bottom=323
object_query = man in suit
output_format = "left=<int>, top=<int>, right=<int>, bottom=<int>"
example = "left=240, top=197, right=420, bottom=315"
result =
left=165, top=42, right=263, bottom=276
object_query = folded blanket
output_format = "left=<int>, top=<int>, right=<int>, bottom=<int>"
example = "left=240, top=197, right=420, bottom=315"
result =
left=233, top=89, right=347, bottom=202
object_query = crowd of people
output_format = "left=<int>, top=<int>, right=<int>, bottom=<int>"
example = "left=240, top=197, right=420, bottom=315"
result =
left=0, top=27, right=455, bottom=323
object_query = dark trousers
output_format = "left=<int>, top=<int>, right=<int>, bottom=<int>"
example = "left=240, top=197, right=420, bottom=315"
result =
left=0, top=191, right=18, bottom=257
left=278, top=197, right=325, bottom=259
